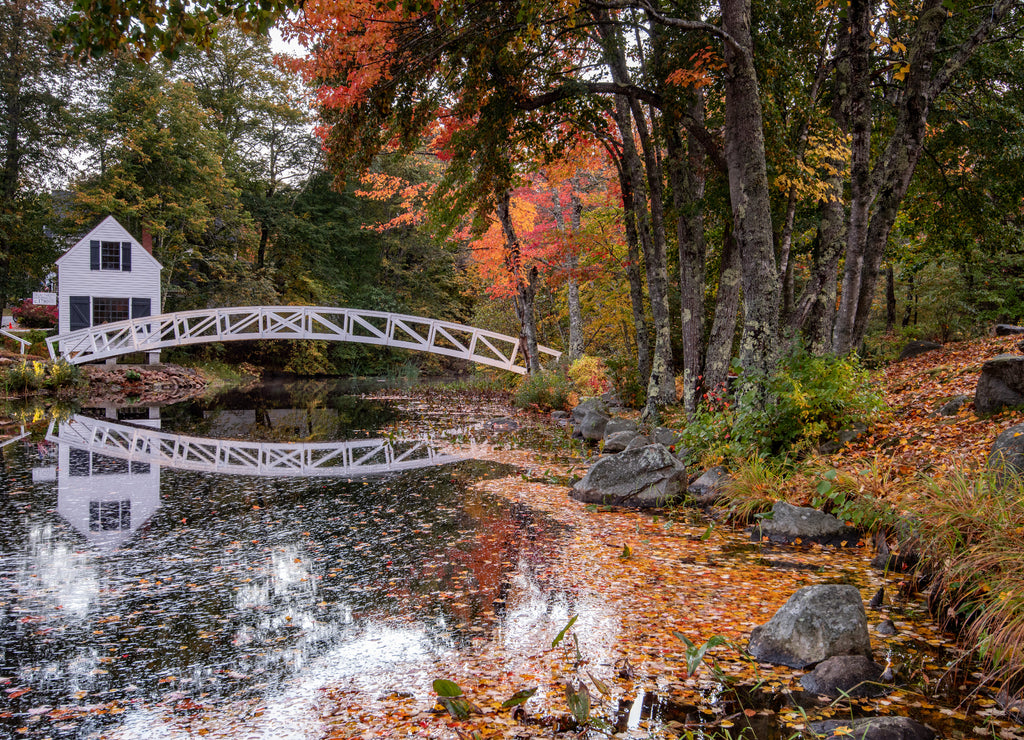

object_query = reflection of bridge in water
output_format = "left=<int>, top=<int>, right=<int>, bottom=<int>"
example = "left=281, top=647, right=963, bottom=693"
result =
left=47, top=415, right=462, bottom=478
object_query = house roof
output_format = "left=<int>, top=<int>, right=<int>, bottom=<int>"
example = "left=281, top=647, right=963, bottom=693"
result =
left=55, top=215, right=163, bottom=270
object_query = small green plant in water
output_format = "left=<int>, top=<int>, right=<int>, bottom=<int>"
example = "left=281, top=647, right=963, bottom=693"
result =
left=432, top=679, right=479, bottom=719
left=673, top=632, right=728, bottom=677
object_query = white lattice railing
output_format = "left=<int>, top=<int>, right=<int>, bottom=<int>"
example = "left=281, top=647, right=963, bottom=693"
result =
left=48, top=416, right=462, bottom=478
left=47, top=306, right=560, bottom=373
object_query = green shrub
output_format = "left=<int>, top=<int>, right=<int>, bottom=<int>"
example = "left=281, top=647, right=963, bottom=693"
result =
left=568, top=355, right=611, bottom=396
left=678, top=347, right=886, bottom=464
left=676, top=386, right=750, bottom=467
left=605, top=354, right=645, bottom=409
left=759, top=348, right=886, bottom=454
left=514, top=368, right=572, bottom=411
left=44, top=360, right=83, bottom=390
left=3, top=361, right=46, bottom=393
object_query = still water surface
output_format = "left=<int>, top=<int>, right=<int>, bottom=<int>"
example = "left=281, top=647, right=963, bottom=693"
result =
left=0, top=381, right=567, bottom=739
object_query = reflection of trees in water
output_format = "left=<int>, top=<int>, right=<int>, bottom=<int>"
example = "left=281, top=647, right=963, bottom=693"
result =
left=156, top=380, right=403, bottom=441
left=0, top=454, right=566, bottom=738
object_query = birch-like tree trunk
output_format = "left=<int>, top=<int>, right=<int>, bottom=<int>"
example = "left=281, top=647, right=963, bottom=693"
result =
left=611, top=138, right=652, bottom=380
left=667, top=95, right=707, bottom=416
left=703, top=228, right=741, bottom=397
left=567, top=186, right=585, bottom=361
left=720, top=0, right=780, bottom=402
left=496, top=191, right=540, bottom=374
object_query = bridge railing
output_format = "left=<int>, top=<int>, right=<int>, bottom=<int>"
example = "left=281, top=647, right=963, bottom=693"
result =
left=47, top=306, right=560, bottom=373
left=48, top=416, right=463, bottom=477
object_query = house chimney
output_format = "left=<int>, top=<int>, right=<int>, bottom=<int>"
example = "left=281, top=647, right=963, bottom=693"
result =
left=142, top=227, right=153, bottom=254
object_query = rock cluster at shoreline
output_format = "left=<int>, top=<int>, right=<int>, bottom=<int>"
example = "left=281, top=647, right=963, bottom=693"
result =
left=82, top=364, right=209, bottom=405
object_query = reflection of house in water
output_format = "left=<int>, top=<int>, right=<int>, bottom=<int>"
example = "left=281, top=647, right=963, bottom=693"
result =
left=33, top=408, right=163, bottom=554
left=82, top=404, right=162, bottom=429
left=33, top=409, right=461, bottom=551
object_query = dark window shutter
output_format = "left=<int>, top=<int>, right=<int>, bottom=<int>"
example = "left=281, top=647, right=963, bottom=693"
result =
left=131, top=298, right=150, bottom=318
left=70, top=296, right=90, bottom=330
left=90, top=241, right=100, bottom=270
left=121, top=242, right=132, bottom=271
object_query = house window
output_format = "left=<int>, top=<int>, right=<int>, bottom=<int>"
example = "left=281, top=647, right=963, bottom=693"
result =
left=89, top=500, right=131, bottom=531
left=101, top=241, right=121, bottom=269
left=89, top=240, right=132, bottom=272
left=92, top=297, right=129, bottom=326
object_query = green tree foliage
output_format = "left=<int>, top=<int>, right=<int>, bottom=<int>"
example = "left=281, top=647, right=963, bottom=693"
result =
left=74, top=59, right=252, bottom=310
left=0, top=0, right=76, bottom=316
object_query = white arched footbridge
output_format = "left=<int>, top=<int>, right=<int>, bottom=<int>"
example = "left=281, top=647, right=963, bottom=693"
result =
left=49, top=416, right=462, bottom=477
left=46, top=306, right=560, bottom=373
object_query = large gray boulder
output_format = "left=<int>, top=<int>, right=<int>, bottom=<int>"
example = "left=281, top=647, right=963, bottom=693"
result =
left=975, top=354, right=1024, bottom=415
left=602, top=430, right=642, bottom=453
left=570, top=398, right=608, bottom=424
left=687, top=466, right=729, bottom=506
left=898, top=340, right=941, bottom=361
left=809, top=717, right=935, bottom=740
left=756, top=501, right=860, bottom=546
left=748, top=584, right=872, bottom=668
left=577, top=411, right=611, bottom=441
left=995, top=324, right=1024, bottom=336
left=572, top=444, right=686, bottom=508
left=989, top=423, right=1024, bottom=476
left=603, top=418, right=638, bottom=437
left=800, top=655, right=888, bottom=698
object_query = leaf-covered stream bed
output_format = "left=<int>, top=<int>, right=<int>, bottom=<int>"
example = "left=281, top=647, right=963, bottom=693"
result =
left=0, top=381, right=1021, bottom=739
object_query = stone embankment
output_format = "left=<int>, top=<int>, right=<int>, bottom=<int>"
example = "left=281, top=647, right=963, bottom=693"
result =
left=81, top=364, right=210, bottom=405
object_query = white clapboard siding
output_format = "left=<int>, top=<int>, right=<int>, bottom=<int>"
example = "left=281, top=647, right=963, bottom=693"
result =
left=56, top=216, right=162, bottom=336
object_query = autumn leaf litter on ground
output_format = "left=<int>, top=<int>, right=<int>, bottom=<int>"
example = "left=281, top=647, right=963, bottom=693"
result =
left=310, top=340, right=1024, bottom=739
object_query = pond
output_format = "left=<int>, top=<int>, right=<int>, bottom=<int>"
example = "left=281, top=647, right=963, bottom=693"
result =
left=1, top=379, right=1023, bottom=739
left=0, top=380, right=570, bottom=739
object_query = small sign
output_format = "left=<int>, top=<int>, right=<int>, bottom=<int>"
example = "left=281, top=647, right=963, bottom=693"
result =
left=32, top=292, right=57, bottom=306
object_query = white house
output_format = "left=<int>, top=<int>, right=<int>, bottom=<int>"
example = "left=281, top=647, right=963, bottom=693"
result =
left=56, top=216, right=162, bottom=362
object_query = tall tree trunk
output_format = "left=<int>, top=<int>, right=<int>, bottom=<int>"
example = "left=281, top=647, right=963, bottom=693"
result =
left=612, top=141, right=652, bottom=380
left=567, top=186, right=585, bottom=361
left=799, top=194, right=843, bottom=355
left=496, top=191, right=540, bottom=374
left=600, top=21, right=675, bottom=408
left=790, top=10, right=851, bottom=356
left=667, top=93, right=707, bottom=416
left=597, top=18, right=674, bottom=409
left=885, top=264, right=896, bottom=333
left=833, top=0, right=874, bottom=354
left=720, top=0, right=780, bottom=403
left=704, top=227, right=741, bottom=397
left=837, top=0, right=1015, bottom=351
left=0, top=4, right=25, bottom=322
